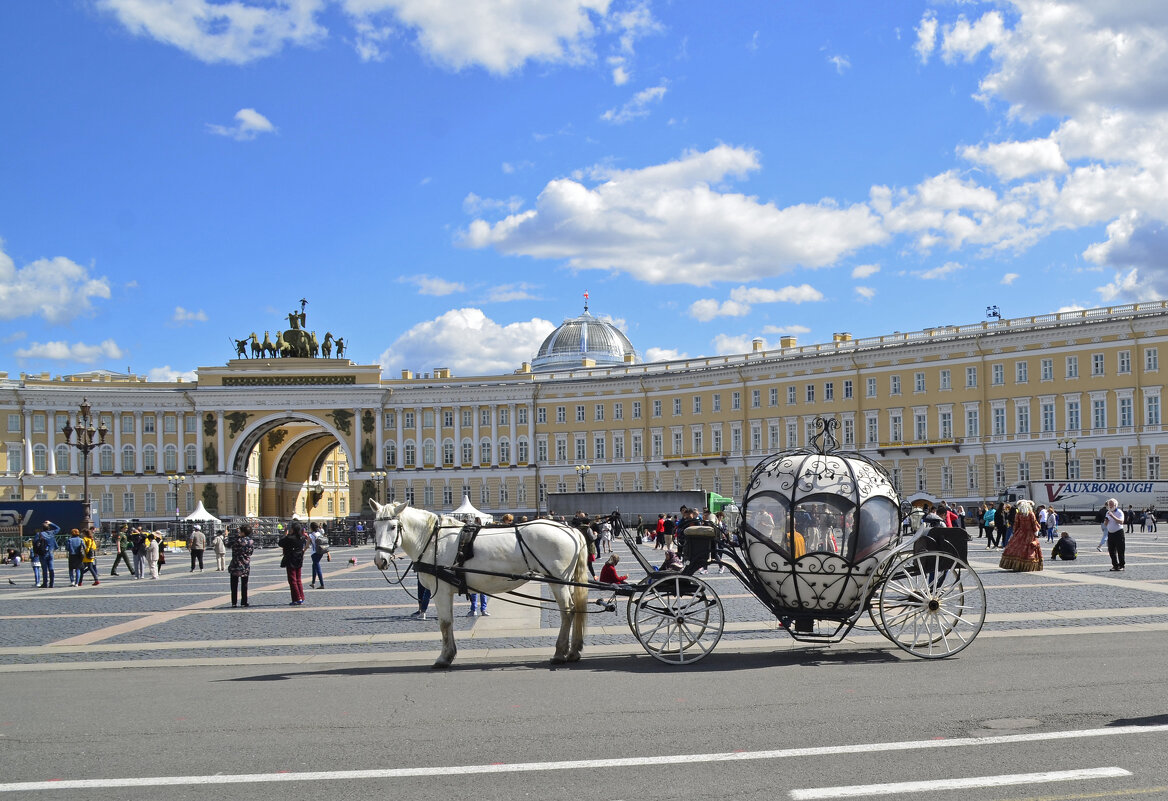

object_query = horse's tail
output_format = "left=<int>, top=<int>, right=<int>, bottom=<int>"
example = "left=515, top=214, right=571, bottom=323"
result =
left=571, top=532, right=590, bottom=639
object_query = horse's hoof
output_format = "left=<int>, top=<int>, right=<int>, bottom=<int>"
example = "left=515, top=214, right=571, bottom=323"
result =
left=551, top=655, right=567, bottom=665
left=432, top=659, right=451, bottom=669
left=566, top=652, right=582, bottom=663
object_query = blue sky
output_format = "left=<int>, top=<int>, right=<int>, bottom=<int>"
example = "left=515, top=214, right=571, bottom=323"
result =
left=2, top=1, right=1167, bottom=380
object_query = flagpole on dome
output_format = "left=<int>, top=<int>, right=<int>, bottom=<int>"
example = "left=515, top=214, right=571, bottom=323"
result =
left=583, top=290, right=589, bottom=314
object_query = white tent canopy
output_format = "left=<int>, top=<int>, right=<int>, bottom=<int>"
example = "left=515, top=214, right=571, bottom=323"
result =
left=183, top=501, right=221, bottom=523
left=451, top=495, right=492, bottom=524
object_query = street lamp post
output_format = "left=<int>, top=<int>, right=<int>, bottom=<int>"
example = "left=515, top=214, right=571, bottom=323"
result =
left=167, top=474, right=186, bottom=521
left=575, top=464, right=590, bottom=492
left=60, top=398, right=108, bottom=530
left=1057, top=438, right=1077, bottom=479
left=371, top=471, right=387, bottom=504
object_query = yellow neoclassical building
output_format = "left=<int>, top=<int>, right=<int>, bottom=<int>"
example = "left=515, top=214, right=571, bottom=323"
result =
left=2, top=301, right=1165, bottom=523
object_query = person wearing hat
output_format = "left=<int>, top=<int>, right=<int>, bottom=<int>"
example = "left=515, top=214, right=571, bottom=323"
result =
left=188, top=525, right=206, bottom=572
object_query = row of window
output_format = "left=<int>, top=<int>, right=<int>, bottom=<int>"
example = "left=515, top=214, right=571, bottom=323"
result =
left=6, top=412, right=200, bottom=435
left=888, top=455, right=1163, bottom=494
left=7, top=443, right=200, bottom=474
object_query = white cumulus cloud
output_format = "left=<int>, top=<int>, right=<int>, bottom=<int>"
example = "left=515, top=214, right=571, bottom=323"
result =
left=172, top=306, right=207, bottom=324
left=601, top=82, right=667, bottom=124
left=147, top=365, right=198, bottom=382
left=462, top=145, right=887, bottom=285
left=712, top=334, right=764, bottom=356
left=644, top=346, right=687, bottom=362
left=15, top=339, right=125, bottom=364
left=851, top=264, right=880, bottom=279
left=207, top=108, right=277, bottom=141
left=1001, top=272, right=1020, bottom=285
left=377, top=307, right=555, bottom=376
left=399, top=274, right=466, bottom=296
left=0, top=240, right=112, bottom=323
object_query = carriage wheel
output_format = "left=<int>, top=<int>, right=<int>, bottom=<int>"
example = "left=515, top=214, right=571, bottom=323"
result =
left=629, top=574, right=724, bottom=665
left=876, top=552, right=985, bottom=659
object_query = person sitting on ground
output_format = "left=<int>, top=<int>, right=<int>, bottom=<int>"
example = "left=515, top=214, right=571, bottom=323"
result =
left=599, top=553, right=627, bottom=584
left=658, top=549, right=684, bottom=572
left=1051, top=530, right=1078, bottom=561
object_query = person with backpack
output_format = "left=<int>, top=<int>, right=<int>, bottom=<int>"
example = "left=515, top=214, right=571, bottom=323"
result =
left=33, top=521, right=59, bottom=588
left=130, top=528, right=147, bottom=579
left=308, top=522, right=328, bottom=589
left=64, top=529, right=85, bottom=587
left=78, top=528, right=100, bottom=586
left=278, top=521, right=309, bottom=605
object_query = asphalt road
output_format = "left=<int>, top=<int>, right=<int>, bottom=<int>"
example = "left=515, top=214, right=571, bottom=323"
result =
left=2, top=524, right=1167, bottom=800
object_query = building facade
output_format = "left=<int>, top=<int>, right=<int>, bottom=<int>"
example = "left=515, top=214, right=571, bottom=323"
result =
left=2, top=302, right=1165, bottom=522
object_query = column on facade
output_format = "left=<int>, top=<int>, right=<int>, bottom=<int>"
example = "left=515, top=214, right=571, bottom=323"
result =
left=509, top=404, right=517, bottom=466
left=155, top=412, right=164, bottom=474
left=453, top=405, right=461, bottom=466
left=375, top=406, right=385, bottom=469
left=490, top=404, right=499, bottom=466
left=112, top=411, right=122, bottom=475
left=472, top=405, right=480, bottom=467
left=134, top=412, right=144, bottom=474
left=69, top=412, right=78, bottom=475
left=527, top=402, right=535, bottom=464
left=394, top=409, right=404, bottom=469
left=23, top=411, right=33, bottom=478
left=46, top=409, right=57, bottom=475
left=177, top=411, right=185, bottom=472
left=216, top=410, right=225, bottom=472
left=195, top=412, right=204, bottom=473
left=414, top=406, right=423, bottom=468
left=354, top=407, right=363, bottom=469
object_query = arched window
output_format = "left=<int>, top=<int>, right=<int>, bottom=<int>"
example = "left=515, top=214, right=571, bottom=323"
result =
left=442, top=439, right=455, bottom=466
left=185, top=444, right=197, bottom=472
left=517, top=438, right=529, bottom=464
left=423, top=439, right=436, bottom=466
left=143, top=444, right=156, bottom=473
left=479, top=439, right=492, bottom=465
left=385, top=442, right=397, bottom=467
left=99, top=444, right=114, bottom=473
left=404, top=442, right=416, bottom=467
left=55, top=444, right=69, bottom=472
left=32, top=444, right=47, bottom=473
left=122, top=445, right=135, bottom=473
left=163, top=445, right=178, bottom=473
left=498, top=439, right=510, bottom=465
left=461, top=439, right=473, bottom=465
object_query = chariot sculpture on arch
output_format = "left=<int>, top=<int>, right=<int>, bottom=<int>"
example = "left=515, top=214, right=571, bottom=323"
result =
left=233, top=298, right=348, bottom=360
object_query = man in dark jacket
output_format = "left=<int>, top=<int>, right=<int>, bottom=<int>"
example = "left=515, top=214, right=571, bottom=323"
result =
left=1051, top=531, right=1078, bottom=560
left=33, top=521, right=59, bottom=588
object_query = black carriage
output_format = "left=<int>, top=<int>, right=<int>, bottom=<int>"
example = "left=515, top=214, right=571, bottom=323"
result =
left=605, top=418, right=986, bottom=664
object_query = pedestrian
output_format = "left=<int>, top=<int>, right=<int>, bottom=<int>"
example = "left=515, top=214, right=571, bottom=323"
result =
left=79, top=528, right=100, bottom=585
left=983, top=504, right=998, bottom=549
left=65, top=528, right=85, bottom=587
left=188, top=525, right=206, bottom=572
left=635, top=514, right=646, bottom=544
left=1095, top=505, right=1110, bottom=552
left=1125, top=505, right=1135, bottom=534
left=1148, top=507, right=1158, bottom=534
left=409, top=577, right=431, bottom=620
left=227, top=525, right=255, bottom=607
left=999, top=499, right=1042, bottom=572
left=308, top=522, right=328, bottom=589
left=1103, top=498, right=1126, bottom=572
left=130, top=528, right=147, bottom=579
left=155, top=532, right=167, bottom=574
left=654, top=513, right=665, bottom=549
left=662, top=514, right=676, bottom=551
left=109, top=527, right=133, bottom=576
left=32, top=520, right=59, bottom=588
left=278, top=521, right=308, bottom=605
left=466, top=592, right=489, bottom=616
left=145, top=534, right=160, bottom=579
left=994, top=502, right=1010, bottom=549
left=212, top=529, right=227, bottom=571
left=1051, top=530, right=1078, bottom=560
left=976, top=502, right=987, bottom=539
left=599, top=553, right=628, bottom=584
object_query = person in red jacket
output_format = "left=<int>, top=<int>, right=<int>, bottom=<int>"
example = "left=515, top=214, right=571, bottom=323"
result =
left=599, top=553, right=627, bottom=584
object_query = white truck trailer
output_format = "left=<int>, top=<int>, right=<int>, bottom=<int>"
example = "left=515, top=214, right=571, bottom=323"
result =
left=1000, top=481, right=1168, bottom=524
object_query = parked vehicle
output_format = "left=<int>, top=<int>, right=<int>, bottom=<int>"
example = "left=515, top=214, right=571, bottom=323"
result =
left=1000, top=481, right=1168, bottom=524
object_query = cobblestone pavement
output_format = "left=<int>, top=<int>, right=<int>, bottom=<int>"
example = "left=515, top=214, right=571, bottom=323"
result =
left=2, top=525, right=1164, bottom=670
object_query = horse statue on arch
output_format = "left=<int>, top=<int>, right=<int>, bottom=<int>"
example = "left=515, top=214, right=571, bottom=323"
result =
left=249, top=332, right=261, bottom=358
left=261, top=331, right=277, bottom=359
left=321, top=332, right=334, bottom=358
left=371, top=500, right=590, bottom=668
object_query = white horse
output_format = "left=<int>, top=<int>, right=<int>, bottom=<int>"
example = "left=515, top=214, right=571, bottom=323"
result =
left=371, top=500, right=590, bottom=668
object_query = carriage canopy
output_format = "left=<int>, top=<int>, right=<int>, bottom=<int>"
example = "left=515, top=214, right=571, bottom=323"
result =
left=737, top=418, right=900, bottom=565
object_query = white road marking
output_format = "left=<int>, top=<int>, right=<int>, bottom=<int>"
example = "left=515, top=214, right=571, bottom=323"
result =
left=1, top=725, right=1164, bottom=792
left=789, top=767, right=1131, bottom=799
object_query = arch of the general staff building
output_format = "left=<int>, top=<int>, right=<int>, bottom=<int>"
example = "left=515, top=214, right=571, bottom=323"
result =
left=2, top=300, right=1168, bottom=525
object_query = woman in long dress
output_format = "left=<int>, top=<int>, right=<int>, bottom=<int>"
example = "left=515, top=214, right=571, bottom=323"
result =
left=999, top=499, right=1043, bottom=572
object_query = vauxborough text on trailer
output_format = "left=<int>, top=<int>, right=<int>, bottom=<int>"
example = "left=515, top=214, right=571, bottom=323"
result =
left=1001, top=481, right=1168, bottom=523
